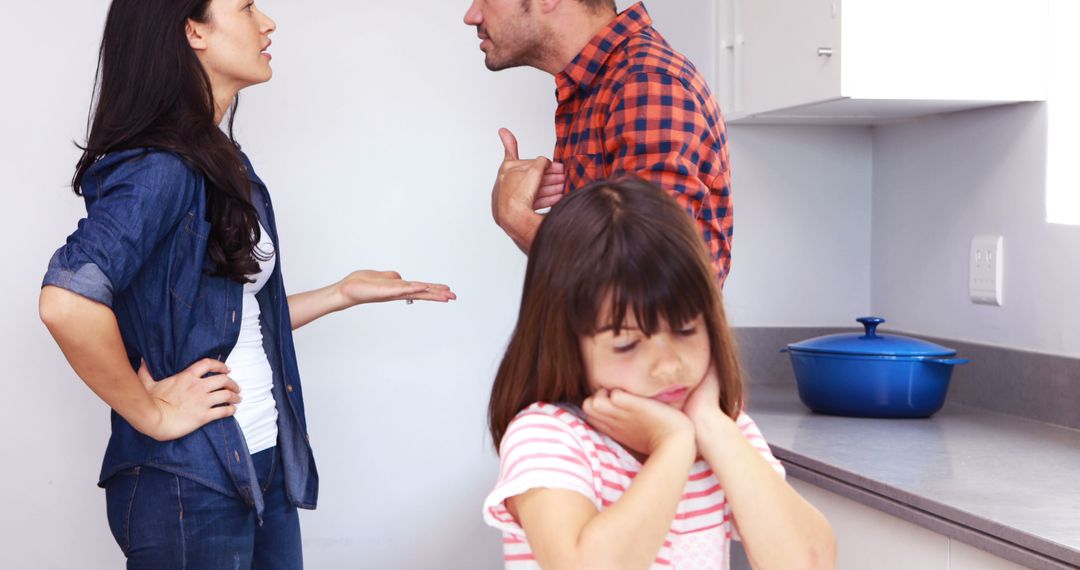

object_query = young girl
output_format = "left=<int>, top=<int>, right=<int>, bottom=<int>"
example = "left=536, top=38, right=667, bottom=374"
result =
left=38, top=0, right=455, bottom=567
left=483, top=177, right=836, bottom=569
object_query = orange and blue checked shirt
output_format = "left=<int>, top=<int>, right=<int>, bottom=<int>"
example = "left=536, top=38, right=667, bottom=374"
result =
left=554, top=2, right=733, bottom=285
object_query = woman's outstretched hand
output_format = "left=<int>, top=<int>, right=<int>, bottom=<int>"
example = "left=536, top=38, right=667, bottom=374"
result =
left=136, top=358, right=242, bottom=442
left=289, top=269, right=456, bottom=330
left=338, top=270, right=457, bottom=306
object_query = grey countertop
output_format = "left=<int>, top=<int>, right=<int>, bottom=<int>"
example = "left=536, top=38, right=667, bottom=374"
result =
left=745, top=384, right=1080, bottom=569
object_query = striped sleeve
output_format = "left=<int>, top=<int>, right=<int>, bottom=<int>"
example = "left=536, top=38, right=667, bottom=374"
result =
left=482, top=409, right=600, bottom=537
left=736, top=412, right=785, bottom=478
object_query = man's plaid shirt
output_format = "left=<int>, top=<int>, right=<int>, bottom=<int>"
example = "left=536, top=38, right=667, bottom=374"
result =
left=554, top=2, right=733, bottom=285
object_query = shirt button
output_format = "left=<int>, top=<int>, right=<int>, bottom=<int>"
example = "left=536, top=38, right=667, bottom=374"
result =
left=232, top=310, right=237, bottom=323
left=286, top=384, right=294, bottom=393
left=234, top=451, right=241, bottom=463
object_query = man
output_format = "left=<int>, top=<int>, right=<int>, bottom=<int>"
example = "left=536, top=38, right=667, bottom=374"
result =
left=465, top=0, right=734, bottom=285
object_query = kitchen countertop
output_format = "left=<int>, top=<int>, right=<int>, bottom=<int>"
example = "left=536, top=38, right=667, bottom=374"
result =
left=745, top=385, right=1080, bottom=569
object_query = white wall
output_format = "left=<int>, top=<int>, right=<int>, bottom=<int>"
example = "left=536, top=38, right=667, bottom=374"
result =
left=867, top=0, right=1080, bottom=357
left=871, top=102, right=1080, bottom=358
left=1046, top=0, right=1080, bottom=224
left=0, top=1, right=873, bottom=568
left=1, top=1, right=122, bottom=568
left=243, top=2, right=559, bottom=567
left=723, top=125, right=873, bottom=327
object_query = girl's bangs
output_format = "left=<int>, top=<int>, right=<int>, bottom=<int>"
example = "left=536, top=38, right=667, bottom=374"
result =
left=567, top=244, right=715, bottom=337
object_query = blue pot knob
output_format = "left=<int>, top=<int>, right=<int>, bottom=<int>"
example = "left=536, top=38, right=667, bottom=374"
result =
left=856, top=316, right=885, bottom=339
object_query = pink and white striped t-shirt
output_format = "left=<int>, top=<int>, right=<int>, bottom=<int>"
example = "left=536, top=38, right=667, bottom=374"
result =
left=482, top=402, right=785, bottom=569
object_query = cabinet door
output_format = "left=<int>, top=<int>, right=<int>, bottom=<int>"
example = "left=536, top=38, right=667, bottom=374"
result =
left=788, top=479, right=950, bottom=570
left=738, top=0, right=841, bottom=115
left=949, top=540, right=1028, bottom=570
left=715, top=0, right=736, bottom=114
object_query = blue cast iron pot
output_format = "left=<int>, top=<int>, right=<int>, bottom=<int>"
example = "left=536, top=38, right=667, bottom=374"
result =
left=783, top=317, right=970, bottom=418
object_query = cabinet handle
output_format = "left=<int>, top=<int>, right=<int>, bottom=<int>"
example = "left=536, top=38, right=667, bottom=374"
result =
left=817, top=47, right=834, bottom=57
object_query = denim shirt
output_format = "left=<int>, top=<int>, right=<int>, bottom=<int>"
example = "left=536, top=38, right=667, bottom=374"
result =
left=42, top=149, right=318, bottom=518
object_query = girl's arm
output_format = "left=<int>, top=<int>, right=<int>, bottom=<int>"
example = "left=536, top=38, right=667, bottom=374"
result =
left=39, top=286, right=242, bottom=441
left=686, top=373, right=836, bottom=570
left=287, top=270, right=455, bottom=330
left=508, top=389, right=696, bottom=570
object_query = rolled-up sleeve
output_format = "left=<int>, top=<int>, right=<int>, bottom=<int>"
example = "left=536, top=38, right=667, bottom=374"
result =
left=41, top=153, right=199, bottom=307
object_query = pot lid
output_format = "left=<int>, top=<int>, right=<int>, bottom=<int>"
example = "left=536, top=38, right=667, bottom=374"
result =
left=787, top=317, right=956, bottom=357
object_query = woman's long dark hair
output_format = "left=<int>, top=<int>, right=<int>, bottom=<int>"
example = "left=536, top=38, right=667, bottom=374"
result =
left=488, top=177, right=744, bottom=449
left=73, top=0, right=260, bottom=282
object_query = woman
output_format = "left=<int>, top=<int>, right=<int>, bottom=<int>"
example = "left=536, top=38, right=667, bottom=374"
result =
left=38, top=0, right=455, bottom=567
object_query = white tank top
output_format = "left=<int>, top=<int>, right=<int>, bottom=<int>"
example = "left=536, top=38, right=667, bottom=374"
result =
left=226, top=221, right=278, bottom=454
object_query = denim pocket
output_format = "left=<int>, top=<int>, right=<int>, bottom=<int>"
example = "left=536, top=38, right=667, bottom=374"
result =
left=104, top=467, right=141, bottom=556
left=169, top=212, right=211, bottom=308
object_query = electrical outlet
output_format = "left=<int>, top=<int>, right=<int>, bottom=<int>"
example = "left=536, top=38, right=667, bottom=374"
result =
left=969, top=235, right=1003, bottom=306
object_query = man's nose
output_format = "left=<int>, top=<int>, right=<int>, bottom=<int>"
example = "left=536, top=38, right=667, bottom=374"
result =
left=464, top=2, right=483, bottom=26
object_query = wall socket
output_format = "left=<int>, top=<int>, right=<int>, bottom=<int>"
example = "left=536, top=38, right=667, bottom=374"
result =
left=969, top=235, right=1003, bottom=306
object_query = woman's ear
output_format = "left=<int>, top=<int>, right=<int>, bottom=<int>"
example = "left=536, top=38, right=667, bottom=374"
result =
left=186, top=19, right=208, bottom=51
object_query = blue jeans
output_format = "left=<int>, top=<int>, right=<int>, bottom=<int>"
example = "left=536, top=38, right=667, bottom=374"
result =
left=105, top=446, right=302, bottom=569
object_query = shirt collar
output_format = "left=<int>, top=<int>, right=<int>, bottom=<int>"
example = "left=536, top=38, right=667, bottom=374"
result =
left=555, top=2, right=652, bottom=103
left=240, top=152, right=266, bottom=188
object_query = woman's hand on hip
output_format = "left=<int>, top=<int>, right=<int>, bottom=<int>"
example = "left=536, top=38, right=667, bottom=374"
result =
left=136, top=358, right=242, bottom=442
left=337, top=269, right=457, bottom=306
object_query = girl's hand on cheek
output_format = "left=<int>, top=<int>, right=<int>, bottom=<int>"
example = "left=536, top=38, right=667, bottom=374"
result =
left=583, top=388, right=695, bottom=456
left=683, top=362, right=722, bottom=425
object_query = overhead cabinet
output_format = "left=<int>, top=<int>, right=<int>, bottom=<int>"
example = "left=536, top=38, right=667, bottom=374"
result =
left=715, top=0, right=1048, bottom=124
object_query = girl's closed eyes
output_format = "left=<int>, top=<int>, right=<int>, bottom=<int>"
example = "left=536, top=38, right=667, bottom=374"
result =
left=583, top=313, right=711, bottom=410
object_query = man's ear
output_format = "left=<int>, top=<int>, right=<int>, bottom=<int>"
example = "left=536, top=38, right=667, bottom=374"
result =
left=186, top=19, right=208, bottom=51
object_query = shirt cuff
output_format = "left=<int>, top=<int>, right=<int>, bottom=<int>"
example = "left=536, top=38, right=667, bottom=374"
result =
left=482, top=473, right=599, bottom=538
left=41, top=249, right=115, bottom=307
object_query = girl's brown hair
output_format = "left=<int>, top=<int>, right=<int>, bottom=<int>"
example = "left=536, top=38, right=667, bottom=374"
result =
left=488, top=176, right=744, bottom=449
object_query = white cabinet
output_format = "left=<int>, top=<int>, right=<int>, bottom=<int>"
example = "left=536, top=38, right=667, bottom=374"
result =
left=789, top=478, right=950, bottom=570
left=949, top=540, right=1030, bottom=570
left=785, top=478, right=1028, bottom=570
left=715, top=0, right=1048, bottom=124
